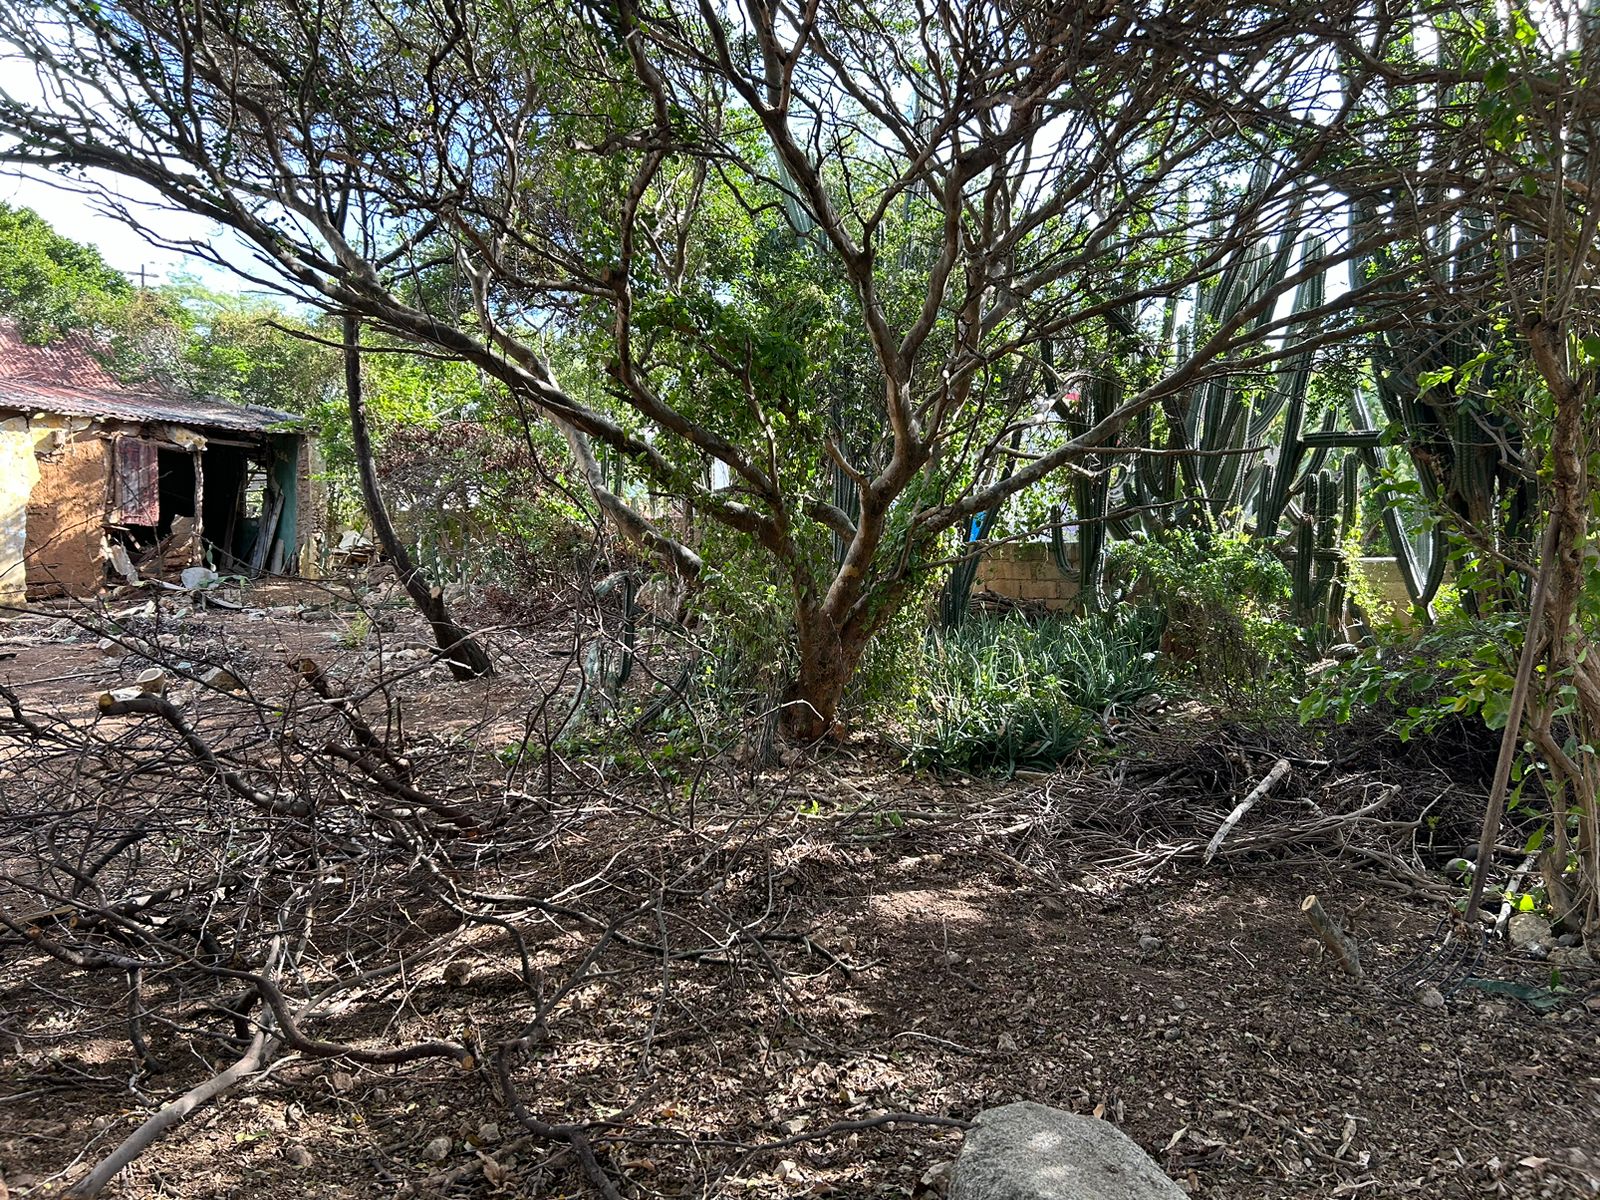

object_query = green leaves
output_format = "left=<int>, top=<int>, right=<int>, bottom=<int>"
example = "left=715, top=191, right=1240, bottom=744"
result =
left=1300, top=610, right=1528, bottom=740
left=904, top=611, right=1161, bottom=776
left=0, top=201, right=131, bottom=341
left=1511, top=10, right=1540, bottom=48
left=1463, top=977, right=1564, bottom=1012
left=1416, top=365, right=1456, bottom=392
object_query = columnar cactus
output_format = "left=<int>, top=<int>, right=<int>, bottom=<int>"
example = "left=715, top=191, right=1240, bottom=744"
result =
left=954, top=200, right=1517, bottom=636
left=1050, top=374, right=1120, bottom=613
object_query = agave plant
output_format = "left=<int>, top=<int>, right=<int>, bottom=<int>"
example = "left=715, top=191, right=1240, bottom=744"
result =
left=905, top=610, right=1160, bottom=775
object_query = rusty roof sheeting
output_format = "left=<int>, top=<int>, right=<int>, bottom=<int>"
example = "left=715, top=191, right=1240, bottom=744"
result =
left=0, top=321, right=300, bottom=435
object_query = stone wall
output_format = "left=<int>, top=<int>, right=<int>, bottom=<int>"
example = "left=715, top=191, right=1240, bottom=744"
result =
left=972, top=543, right=1419, bottom=624
left=973, top=542, right=1078, bottom=610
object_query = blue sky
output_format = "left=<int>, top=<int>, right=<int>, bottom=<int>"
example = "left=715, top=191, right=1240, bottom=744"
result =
left=0, top=57, right=249, bottom=292
left=1, top=167, right=237, bottom=287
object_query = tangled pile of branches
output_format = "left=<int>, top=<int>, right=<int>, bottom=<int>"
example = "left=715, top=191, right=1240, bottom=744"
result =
left=0, top=613, right=954, bottom=1197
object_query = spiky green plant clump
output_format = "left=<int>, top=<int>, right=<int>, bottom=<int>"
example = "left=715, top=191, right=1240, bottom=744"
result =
left=903, top=611, right=1161, bottom=776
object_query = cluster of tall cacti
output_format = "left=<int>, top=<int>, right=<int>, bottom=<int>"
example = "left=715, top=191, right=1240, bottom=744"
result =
left=1041, top=229, right=1381, bottom=634
left=940, top=196, right=1531, bottom=636
left=1035, top=214, right=1522, bottom=634
left=1049, top=371, right=1120, bottom=614
left=1356, top=210, right=1534, bottom=616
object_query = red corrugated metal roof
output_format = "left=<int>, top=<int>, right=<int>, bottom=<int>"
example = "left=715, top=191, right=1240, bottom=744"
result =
left=0, top=320, right=299, bottom=434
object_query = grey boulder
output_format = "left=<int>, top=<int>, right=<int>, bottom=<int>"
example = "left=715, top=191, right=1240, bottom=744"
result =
left=952, top=1102, right=1186, bottom=1200
left=1509, top=911, right=1553, bottom=951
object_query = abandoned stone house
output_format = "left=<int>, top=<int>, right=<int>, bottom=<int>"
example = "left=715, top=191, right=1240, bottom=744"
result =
left=0, top=320, right=315, bottom=606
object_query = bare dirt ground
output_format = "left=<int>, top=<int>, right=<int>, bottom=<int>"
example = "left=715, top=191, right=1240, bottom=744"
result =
left=1, top=582, right=1597, bottom=1199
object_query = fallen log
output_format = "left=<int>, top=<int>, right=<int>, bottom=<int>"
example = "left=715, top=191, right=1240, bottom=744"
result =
left=67, top=1030, right=277, bottom=1198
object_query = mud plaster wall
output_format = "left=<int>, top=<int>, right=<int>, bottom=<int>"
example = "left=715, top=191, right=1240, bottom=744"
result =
left=25, top=432, right=108, bottom=598
left=0, top=417, right=39, bottom=607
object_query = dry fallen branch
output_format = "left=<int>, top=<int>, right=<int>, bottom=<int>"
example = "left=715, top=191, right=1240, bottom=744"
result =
left=97, top=693, right=308, bottom=816
left=319, top=742, right=476, bottom=830
left=1494, top=850, right=1542, bottom=939
left=63, top=930, right=296, bottom=1199
left=1104, top=789, right=1400, bottom=878
left=67, top=1029, right=278, bottom=1199
left=1204, top=758, right=1292, bottom=865
left=293, top=656, right=411, bottom=777
left=2, top=584, right=905, bottom=1198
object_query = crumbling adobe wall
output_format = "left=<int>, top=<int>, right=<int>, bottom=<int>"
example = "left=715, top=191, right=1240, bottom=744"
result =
left=25, top=432, right=108, bottom=598
left=0, top=417, right=39, bottom=608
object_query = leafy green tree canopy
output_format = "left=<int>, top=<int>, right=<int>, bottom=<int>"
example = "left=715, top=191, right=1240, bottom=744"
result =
left=0, top=201, right=129, bottom=340
left=0, top=0, right=1473, bottom=730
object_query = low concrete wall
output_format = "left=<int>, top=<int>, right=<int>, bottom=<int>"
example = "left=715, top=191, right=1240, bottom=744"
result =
left=973, top=542, right=1078, bottom=610
left=1352, top=555, right=1418, bottom=622
left=972, top=543, right=1418, bottom=624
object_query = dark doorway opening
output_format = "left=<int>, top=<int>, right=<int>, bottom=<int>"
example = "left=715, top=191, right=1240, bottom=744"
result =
left=155, top=448, right=195, bottom=539
left=201, top=443, right=250, bottom=569
left=106, top=442, right=201, bottom=578
left=198, top=443, right=279, bottom=571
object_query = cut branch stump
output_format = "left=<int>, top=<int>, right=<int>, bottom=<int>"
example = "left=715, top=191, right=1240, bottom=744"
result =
left=1301, top=894, right=1362, bottom=979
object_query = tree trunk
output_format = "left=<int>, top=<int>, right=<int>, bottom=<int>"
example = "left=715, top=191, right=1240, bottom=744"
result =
left=781, top=601, right=854, bottom=740
left=342, top=315, right=495, bottom=681
left=780, top=534, right=931, bottom=739
left=781, top=587, right=900, bottom=740
left=1516, top=314, right=1598, bottom=933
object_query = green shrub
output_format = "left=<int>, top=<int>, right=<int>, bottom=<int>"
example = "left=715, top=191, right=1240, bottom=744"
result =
left=688, top=525, right=801, bottom=714
left=1107, top=528, right=1298, bottom=703
left=903, top=610, right=1161, bottom=776
left=1299, top=611, right=1523, bottom=736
